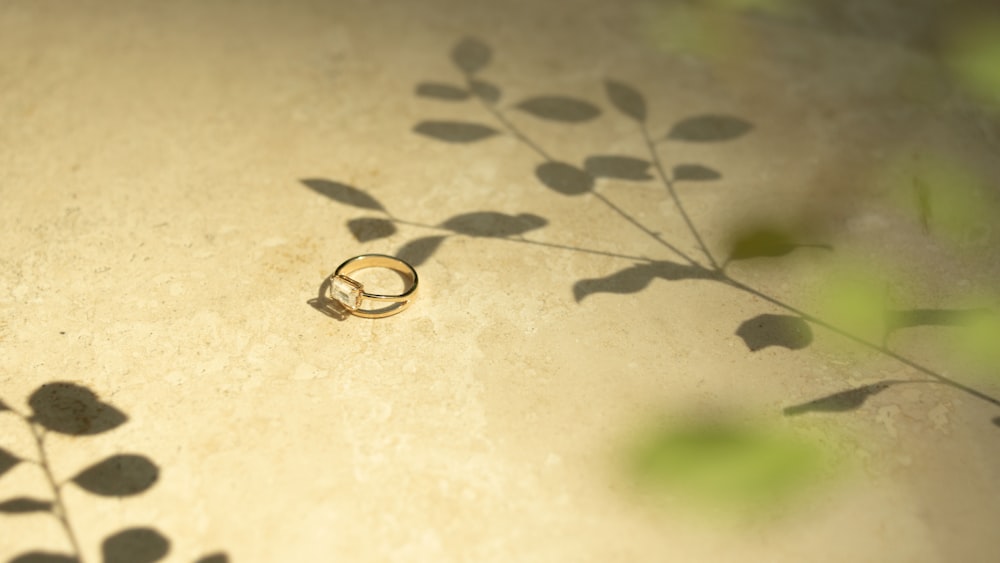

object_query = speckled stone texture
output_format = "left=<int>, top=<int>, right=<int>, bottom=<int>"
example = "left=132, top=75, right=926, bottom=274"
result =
left=2, top=1, right=999, bottom=562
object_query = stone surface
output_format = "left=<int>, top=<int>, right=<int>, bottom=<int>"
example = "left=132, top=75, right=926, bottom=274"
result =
left=1, top=1, right=999, bottom=562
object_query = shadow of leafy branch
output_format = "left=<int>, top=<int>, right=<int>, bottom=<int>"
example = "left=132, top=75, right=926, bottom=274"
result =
left=302, top=36, right=1000, bottom=429
left=0, top=383, right=228, bottom=563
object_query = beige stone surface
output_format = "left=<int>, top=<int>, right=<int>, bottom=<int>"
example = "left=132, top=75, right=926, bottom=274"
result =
left=2, top=1, right=999, bottom=562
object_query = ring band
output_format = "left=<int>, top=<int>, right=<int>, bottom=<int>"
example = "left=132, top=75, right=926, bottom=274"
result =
left=326, top=254, right=418, bottom=318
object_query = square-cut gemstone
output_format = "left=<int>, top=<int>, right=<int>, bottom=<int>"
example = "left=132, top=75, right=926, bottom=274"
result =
left=330, top=275, right=363, bottom=310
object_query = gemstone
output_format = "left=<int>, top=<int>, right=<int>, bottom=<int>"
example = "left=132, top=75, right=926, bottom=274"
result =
left=330, top=275, right=363, bottom=310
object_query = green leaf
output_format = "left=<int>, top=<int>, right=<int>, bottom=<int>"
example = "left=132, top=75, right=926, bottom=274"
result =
left=884, top=308, right=991, bottom=334
left=300, top=179, right=386, bottom=212
left=469, top=79, right=501, bottom=104
left=515, top=96, right=601, bottom=122
left=535, top=161, right=594, bottom=195
left=0, top=446, right=21, bottom=478
left=673, top=164, right=722, bottom=181
left=28, top=382, right=126, bottom=436
left=346, top=217, right=397, bottom=243
left=666, top=114, right=753, bottom=142
left=451, top=37, right=492, bottom=74
left=604, top=79, right=647, bottom=122
left=583, top=155, right=653, bottom=181
left=102, top=527, right=170, bottom=563
left=726, top=228, right=821, bottom=263
left=0, top=497, right=53, bottom=513
left=413, top=120, right=500, bottom=143
left=71, top=454, right=159, bottom=497
left=735, top=314, right=812, bottom=351
left=414, top=82, right=470, bottom=100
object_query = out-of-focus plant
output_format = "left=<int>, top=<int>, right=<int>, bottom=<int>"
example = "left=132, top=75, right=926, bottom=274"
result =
left=881, top=150, right=996, bottom=246
left=627, top=418, right=829, bottom=513
left=944, top=15, right=1000, bottom=107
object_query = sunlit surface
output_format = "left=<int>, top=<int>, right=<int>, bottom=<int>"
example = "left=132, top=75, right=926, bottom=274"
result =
left=1, top=1, right=998, bottom=561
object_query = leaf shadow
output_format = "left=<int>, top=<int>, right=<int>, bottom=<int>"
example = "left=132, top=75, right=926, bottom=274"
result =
left=415, top=82, right=469, bottom=101
left=439, top=211, right=547, bottom=238
left=584, top=155, right=653, bottom=181
left=8, top=552, right=79, bottom=563
left=604, top=79, right=647, bottom=122
left=2, top=385, right=229, bottom=562
left=535, top=161, right=594, bottom=195
left=72, top=454, right=159, bottom=497
left=300, top=179, right=387, bottom=212
left=783, top=382, right=899, bottom=416
left=0, top=447, right=20, bottom=478
left=574, top=261, right=720, bottom=302
left=673, top=164, right=722, bottom=182
left=736, top=314, right=813, bottom=352
left=0, top=497, right=53, bottom=514
left=514, top=95, right=601, bottom=123
left=28, top=383, right=127, bottom=436
left=413, top=120, right=500, bottom=143
left=666, top=115, right=754, bottom=142
left=102, top=527, right=170, bottom=563
left=347, top=217, right=397, bottom=243
left=396, top=236, right=448, bottom=268
left=452, top=36, right=492, bottom=75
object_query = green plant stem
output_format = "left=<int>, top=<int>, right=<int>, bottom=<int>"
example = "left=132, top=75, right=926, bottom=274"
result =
left=723, top=275, right=1000, bottom=408
left=641, top=123, right=720, bottom=270
left=28, top=421, right=84, bottom=563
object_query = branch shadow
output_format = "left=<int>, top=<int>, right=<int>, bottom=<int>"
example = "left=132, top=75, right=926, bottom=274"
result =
left=311, top=37, right=1000, bottom=433
left=1, top=384, right=229, bottom=562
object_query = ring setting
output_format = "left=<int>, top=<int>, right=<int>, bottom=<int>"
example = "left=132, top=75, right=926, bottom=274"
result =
left=325, top=254, right=418, bottom=318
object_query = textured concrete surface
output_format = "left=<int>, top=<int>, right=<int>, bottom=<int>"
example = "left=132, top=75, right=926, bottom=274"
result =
left=2, top=1, right=999, bottom=562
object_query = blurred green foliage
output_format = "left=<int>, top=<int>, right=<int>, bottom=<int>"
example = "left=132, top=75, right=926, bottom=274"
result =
left=639, top=3, right=746, bottom=60
left=883, top=151, right=994, bottom=246
left=954, top=310, right=1000, bottom=374
left=628, top=419, right=828, bottom=511
left=811, top=268, right=890, bottom=346
left=945, top=17, right=1000, bottom=106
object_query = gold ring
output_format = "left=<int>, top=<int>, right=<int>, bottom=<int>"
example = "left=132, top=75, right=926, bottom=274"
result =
left=326, top=254, right=418, bottom=318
